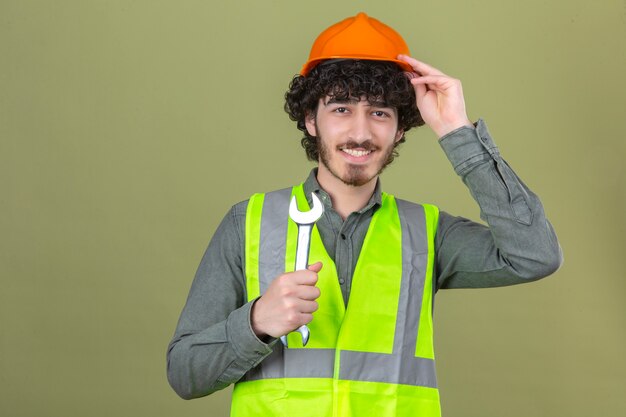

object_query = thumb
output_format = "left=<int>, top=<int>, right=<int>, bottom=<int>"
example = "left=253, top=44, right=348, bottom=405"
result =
left=307, top=261, right=323, bottom=273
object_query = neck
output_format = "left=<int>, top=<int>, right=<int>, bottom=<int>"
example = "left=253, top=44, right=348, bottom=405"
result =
left=316, top=165, right=377, bottom=220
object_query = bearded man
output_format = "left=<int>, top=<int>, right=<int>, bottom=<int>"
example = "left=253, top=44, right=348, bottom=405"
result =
left=167, top=13, right=562, bottom=417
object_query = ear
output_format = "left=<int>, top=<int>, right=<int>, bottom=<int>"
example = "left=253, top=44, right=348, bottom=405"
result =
left=305, top=112, right=317, bottom=137
left=394, top=129, right=404, bottom=143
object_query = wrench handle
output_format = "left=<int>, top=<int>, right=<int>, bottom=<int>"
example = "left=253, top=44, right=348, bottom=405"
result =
left=282, top=224, right=314, bottom=347
left=294, top=224, right=313, bottom=271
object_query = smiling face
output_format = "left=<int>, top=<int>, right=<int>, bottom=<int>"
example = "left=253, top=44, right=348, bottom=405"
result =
left=305, top=96, right=404, bottom=187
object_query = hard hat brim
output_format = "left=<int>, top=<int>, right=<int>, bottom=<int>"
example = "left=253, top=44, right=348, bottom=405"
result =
left=300, top=56, right=414, bottom=76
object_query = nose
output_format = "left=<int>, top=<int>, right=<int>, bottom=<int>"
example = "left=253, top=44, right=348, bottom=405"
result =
left=348, top=110, right=372, bottom=143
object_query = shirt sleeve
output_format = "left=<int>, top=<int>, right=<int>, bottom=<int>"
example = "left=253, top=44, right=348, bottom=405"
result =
left=435, top=118, right=563, bottom=289
left=166, top=201, right=277, bottom=400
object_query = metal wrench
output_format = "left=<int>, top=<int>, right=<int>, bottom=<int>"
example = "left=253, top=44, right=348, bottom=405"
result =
left=280, top=192, right=324, bottom=348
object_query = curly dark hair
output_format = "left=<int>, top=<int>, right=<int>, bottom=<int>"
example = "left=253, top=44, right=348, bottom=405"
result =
left=284, top=59, right=424, bottom=162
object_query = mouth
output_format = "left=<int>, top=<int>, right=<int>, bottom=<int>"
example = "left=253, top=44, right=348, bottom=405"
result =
left=340, top=147, right=374, bottom=157
left=338, top=142, right=378, bottom=163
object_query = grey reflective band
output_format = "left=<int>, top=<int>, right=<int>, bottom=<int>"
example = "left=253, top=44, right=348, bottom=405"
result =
left=245, top=347, right=336, bottom=381
left=243, top=191, right=437, bottom=389
left=393, top=199, right=428, bottom=356
left=339, top=350, right=437, bottom=388
left=258, top=188, right=291, bottom=294
left=250, top=187, right=291, bottom=381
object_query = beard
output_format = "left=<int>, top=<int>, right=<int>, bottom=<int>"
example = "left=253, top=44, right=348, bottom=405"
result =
left=317, top=136, right=397, bottom=187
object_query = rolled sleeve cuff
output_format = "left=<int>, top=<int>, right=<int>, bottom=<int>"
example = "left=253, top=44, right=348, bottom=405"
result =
left=226, top=298, right=275, bottom=367
left=439, top=118, right=499, bottom=176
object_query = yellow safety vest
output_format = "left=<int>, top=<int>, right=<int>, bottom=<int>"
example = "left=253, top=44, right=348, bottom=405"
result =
left=232, top=184, right=441, bottom=417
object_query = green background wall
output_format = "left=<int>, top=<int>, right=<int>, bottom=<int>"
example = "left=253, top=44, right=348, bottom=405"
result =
left=1, top=1, right=624, bottom=416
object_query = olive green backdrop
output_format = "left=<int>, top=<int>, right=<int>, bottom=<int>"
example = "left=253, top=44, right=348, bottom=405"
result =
left=1, top=1, right=624, bottom=416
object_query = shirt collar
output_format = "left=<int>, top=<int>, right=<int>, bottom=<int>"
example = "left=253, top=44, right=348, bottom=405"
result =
left=302, top=168, right=383, bottom=214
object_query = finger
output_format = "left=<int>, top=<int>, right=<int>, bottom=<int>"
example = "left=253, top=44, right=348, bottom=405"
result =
left=413, top=79, right=427, bottom=106
left=307, top=261, right=323, bottom=273
left=410, top=74, right=454, bottom=86
left=295, top=284, right=321, bottom=301
left=403, top=71, right=419, bottom=80
left=403, top=70, right=428, bottom=103
left=298, top=312, right=314, bottom=325
left=410, top=76, right=456, bottom=93
left=286, top=269, right=319, bottom=286
left=397, top=54, right=446, bottom=76
left=299, top=300, right=319, bottom=314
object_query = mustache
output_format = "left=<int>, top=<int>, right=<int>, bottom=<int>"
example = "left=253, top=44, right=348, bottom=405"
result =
left=338, top=140, right=379, bottom=151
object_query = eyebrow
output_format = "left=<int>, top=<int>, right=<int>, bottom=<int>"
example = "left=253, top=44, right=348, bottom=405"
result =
left=324, top=97, right=390, bottom=108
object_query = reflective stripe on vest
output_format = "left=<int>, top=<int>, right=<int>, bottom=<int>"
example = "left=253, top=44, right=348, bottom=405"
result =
left=233, top=184, right=441, bottom=417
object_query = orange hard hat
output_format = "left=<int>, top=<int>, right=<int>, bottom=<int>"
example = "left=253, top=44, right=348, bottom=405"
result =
left=300, top=12, right=413, bottom=76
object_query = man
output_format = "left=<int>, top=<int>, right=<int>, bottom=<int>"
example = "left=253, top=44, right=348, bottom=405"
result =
left=167, top=12, right=562, bottom=416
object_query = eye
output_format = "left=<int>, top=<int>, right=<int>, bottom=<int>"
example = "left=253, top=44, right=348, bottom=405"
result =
left=334, top=107, right=349, bottom=113
left=373, top=110, right=389, bottom=118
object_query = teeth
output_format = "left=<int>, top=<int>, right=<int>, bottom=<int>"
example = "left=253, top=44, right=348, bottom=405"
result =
left=342, top=148, right=372, bottom=157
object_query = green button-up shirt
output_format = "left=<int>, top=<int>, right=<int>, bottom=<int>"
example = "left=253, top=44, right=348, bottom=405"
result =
left=167, top=119, right=563, bottom=399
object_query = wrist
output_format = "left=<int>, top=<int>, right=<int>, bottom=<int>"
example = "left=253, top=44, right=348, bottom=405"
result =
left=250, top=298, right=268, bottom=339
left=435, top=119, right=474, bottom=139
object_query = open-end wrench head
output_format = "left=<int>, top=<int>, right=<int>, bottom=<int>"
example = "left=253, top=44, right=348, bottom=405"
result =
left=299, top=325, right=310, bottom=346
left=280, top=325, right=310, bottom=348
left=289, top=193, right=324, bottom=225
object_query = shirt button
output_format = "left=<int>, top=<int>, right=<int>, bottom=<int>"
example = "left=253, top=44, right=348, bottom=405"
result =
left=339, top=278, right=345, bottom=284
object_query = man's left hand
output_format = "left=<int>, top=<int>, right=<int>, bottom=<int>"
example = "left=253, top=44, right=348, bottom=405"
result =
left=398, top=54, right=474, bottom=139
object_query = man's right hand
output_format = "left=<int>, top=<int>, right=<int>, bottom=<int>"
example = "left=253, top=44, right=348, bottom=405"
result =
left=251, top=262, right=323, bottom=339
